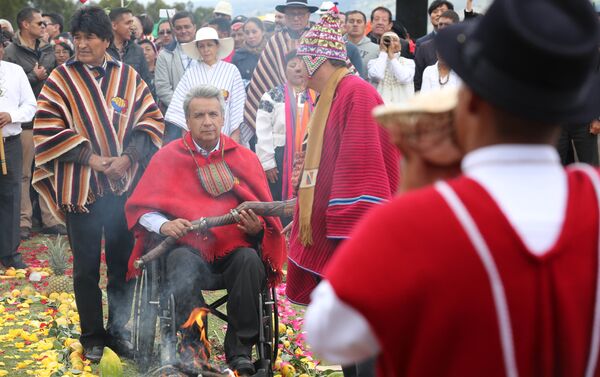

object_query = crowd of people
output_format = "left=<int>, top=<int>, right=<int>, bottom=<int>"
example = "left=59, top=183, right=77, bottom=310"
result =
left=1, top=0, right=600, bottom=376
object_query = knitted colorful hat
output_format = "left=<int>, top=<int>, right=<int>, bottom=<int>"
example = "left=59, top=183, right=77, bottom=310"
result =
left=296, top=7, right=347, bottom=76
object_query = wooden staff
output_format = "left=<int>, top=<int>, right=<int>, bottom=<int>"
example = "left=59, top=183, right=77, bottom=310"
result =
left=0, top=130, right=7, bottom=175
left=133, top=199, right=297, bottom=269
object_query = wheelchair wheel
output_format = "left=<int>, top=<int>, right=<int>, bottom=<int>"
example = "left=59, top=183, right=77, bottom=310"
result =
left=255, top=285, right=279, bottom=377
left=132, top=260, right=160, bottom=372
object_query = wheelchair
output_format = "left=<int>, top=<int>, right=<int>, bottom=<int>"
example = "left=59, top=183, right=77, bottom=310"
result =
left=131, top=244, right=279, bottom=377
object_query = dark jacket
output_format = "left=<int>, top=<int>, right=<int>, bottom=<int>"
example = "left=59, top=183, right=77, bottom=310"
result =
left=107, top=39, right=151, bottom=87
left=3, top=32, right=56, bottom=129
left=232, top=48, right=260, bottom=82
left=413, top=39, right=438, bottom=91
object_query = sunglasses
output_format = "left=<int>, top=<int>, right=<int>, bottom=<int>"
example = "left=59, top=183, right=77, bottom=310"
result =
left=36, top=21, right=47, bottom=27
left=158, top=30, right=172, bottom=35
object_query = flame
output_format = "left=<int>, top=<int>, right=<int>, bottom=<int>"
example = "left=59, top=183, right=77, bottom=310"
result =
left=181, top=307, right=211, bottom=358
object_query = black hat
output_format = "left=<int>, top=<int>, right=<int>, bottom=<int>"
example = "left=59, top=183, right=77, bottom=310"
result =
left=436, top=0, right=600, bottom=124
left=276, top=0, right=319, bottom=14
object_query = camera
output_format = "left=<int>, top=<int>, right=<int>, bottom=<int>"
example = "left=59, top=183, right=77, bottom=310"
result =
left=382, top=36, right=391, bottom=47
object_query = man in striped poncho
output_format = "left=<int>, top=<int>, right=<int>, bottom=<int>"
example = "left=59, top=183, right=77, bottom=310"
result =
left=32, top=6, right=164, bottom=363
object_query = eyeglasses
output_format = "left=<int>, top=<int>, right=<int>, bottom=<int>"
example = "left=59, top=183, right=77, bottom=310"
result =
left=36, top=21, right=47, bottom=27
left=158, top=30, right=172, bottom=35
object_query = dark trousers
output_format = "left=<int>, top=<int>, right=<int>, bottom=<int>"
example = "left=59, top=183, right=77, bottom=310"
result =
left=342, top=357, right=377, bottom=377
left=557, top=123, right=599, bottom=165
left=0, top=136, right=22, bottom=262
left=166, top=246, right=265, bottom=362
left=65, top=194, right=134, bottom=349
left=268, top=146, right=285, bottom=202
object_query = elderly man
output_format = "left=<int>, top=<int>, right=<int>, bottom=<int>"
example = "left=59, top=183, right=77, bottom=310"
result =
left=367, top=7, right=411, bottom=59
left=155, top=11, right=197, bottom=143
left=243, top=0, right=318, bottom=144
left=33, top=5, right=164, bottom=362
left=125, top=84, right=285, bottom=376
left=305, top=0, right=600, bottom=376
left=0, top=31, right=37, bottom=269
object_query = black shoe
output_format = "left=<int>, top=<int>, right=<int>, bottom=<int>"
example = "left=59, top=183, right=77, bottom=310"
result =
left=1, top=255, right=28, bottom=269
left=20, top=228, right=31, bottom=240
left=84, top=345, right=104, bottom=363
left=41, top=225, right=67, bottom=235
left=108, top=336, right=134, bottom=359
left=230, top=356, right=255, bottom=376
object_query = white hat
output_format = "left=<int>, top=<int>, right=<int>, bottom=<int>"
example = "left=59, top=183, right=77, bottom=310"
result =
left=213, top=1, right=233, bottom=16
left=316, top=1, right=336, bottom=14
left=182, top=27, right=234, bottom=62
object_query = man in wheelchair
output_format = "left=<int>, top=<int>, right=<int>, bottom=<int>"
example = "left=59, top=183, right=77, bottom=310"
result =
left=125, top=84, right=286, bottom=376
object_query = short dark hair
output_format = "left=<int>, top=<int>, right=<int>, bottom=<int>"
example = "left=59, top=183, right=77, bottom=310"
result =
left=108, top=7, right=133, bottom=22
left=428, top=0, right=454, bottom=15
left=172, top=11, right=195, bottom=26
left=244, top=17, right=264, bottom=32
left=491, top=104, right=558, bottom=141
left=439, top=9, right=460, bottom=24
left=208, top=17, right=231, bottom=35
left=43, top=13, right=64, bottom=32
left=370, top=7, right=392, bottom=23
left=345, top=10, right=367, bottom=23
left=285, top=49, right=297, bottom=65
left=16, top=7, right=41, bottom=30
left=138, top=14, right=154, bottom=35
left=71, top=6, right=113, bottom=43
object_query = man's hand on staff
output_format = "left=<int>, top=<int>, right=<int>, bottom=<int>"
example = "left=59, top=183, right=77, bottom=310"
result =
left=88, top=154, right=112, bottom=173
left=0, top=112, right=12, bottom=128
left=160, top=218, right=193, bottom=238
left=237, top=209, right=263, bottom=236
left=265, top=168, right=279, bottom=183
left=104, top=155, right=131, bottom=180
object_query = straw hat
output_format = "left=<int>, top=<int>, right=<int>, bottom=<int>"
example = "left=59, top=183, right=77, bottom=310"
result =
left=181, top=27, right=234, bottom=62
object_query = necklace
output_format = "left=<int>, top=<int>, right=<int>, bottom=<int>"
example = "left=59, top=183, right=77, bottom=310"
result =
left=438, top=64, right=450, bottom=86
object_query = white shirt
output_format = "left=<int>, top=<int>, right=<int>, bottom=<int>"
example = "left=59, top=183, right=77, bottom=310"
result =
left=138, top=138, right=221, bottom=234
left=165, top=60, right=245, bottom=136
left=304, top=144, right=567, bottom=365
left=367, top=52, right=415, bottom=104
left=420, top=62, right=462, bottom=93
left=0, top=60, right=37, bottom=136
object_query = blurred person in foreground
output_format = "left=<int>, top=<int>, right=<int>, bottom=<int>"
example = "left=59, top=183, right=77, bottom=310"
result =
left=305, top=0, right=600, bottom=376
left=32, top=5, right=164, bottom=363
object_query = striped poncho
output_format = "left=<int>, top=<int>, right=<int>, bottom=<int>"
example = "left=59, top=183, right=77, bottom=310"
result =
left=33, top=54, right=164, bottom=223
left=244, top=30, right=299, bottom=132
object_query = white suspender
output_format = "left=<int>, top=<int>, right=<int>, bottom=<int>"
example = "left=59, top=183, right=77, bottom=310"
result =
left=435, top=169, right=600, bottom=377
left=435, top=181, right=519, bottom=377
left=570, top=164, right=600, bottom=377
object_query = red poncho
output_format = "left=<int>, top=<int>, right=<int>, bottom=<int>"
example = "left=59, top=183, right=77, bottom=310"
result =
left=125, top=133, right=285, bottom=282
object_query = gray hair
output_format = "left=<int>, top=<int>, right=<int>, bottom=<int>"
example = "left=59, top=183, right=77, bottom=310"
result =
left=183, top=84, right=226, bottom=119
